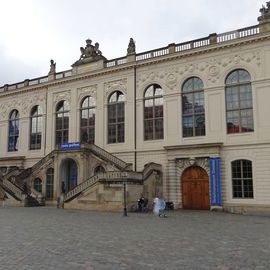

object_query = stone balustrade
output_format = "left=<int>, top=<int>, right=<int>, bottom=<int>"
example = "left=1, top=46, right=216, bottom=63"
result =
left=0, top=24, right=260, bottom=92
left=2, top=179, right=23, bottom=200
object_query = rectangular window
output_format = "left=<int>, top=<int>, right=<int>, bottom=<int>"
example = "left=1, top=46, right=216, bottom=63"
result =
left=232, top=160, right=253, bottom=198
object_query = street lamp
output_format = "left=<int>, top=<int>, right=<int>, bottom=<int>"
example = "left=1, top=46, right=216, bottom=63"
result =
left=122, top=172, right=128, bottom=217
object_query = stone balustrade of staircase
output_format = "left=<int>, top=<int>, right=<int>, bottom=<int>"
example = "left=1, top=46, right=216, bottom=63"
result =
left=142, top=162, right=162, bottom=180
left=2, top=179, right=23, bottom=201
left=31, top=150, right=55, bottom=173
left=83, top=144, right=130, bottom=170
left=64, top=174, right=99, bottom=202
left=64, top=171, right=143, bottom=203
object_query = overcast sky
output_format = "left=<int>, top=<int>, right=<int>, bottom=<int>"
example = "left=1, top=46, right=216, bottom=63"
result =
left=0, top=0, right=265, bottom=86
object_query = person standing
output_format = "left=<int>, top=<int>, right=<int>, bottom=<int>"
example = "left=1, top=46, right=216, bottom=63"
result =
left=153, top=197, right=167, bottom=217
left=153, top=197, right=160, bottom=215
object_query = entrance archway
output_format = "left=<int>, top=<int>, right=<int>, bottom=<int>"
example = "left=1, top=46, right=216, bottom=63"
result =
left=181, top=166, right=210, bottom=210
left=61, top=158, right=78, bottom=192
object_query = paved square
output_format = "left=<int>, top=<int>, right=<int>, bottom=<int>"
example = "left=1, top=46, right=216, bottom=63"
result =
left=0, top=207, right=270, bottom=269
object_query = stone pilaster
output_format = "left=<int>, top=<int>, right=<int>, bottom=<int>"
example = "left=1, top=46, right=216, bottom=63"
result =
left=167, top=159, right=178, bottom=203
left=168, top=43, right=176, bottom=54
left=127, top=53, right=136, bottom=63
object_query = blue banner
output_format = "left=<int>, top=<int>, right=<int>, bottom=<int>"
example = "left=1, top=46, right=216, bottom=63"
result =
left=209, top=157, right=222, bottom=206
left=60, top=142, right=80, bottom=151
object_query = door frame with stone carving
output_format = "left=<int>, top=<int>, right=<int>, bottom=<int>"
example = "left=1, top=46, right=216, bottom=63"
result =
left=181, top=166, right=210, bottom=210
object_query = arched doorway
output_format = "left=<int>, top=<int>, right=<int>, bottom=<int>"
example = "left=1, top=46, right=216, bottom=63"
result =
left=182, top=166, right=210, bottom=210
left=61, top=159, right=78, bottom=192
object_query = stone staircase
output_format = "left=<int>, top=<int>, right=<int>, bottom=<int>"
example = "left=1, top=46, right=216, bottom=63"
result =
left=64, top=163, right=161, bottom=203
left=64, top=171, right=139, bottom=202
left=83, top=144, right=132, bottom=170
left=0, top=156, right=52, bottom=206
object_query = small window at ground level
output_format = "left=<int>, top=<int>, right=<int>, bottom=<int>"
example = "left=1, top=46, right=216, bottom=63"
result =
left=33, top=178, right=42, bottom=193
left=232, top=159, right=253, bottom=198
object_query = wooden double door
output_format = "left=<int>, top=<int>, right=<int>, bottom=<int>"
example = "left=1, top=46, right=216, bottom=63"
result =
left=182, top=166, right=210, bottom=210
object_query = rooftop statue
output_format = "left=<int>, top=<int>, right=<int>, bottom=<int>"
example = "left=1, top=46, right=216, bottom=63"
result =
left=127, top=38, right=136, bottom=55
left=73, top=39, right=106, bottom=67
left=48, top=59, right=56, bottom=74
left=258, top=1, right=270, bottom=22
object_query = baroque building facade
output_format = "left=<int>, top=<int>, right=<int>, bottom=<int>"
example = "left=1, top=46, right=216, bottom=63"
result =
left=0, top=4, right=270, bottom=213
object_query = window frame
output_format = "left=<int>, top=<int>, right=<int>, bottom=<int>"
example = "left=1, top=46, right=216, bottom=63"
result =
left=8, top=109, right=20, bottom=152
left=33, top=178, right=42, bottom=193
left=46, top=168, right=54, bottom=200
left=231, top=159, right=254, bottom=199
left=80, top=96, right=96, bottom=144
left=30, top=105, right=42, bottom=150
left=107, top=91, right=125, bottom=144
left=55, top=100, right=70, bottom=146
left=143, top=84, right=164, bottom=141
left=225, top=69, right=254, bottom=134
left=181, top=77, right=205, bottom=137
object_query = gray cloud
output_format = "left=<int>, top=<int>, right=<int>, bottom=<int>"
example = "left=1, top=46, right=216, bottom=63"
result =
left=0, top=0, right=265, bottom=86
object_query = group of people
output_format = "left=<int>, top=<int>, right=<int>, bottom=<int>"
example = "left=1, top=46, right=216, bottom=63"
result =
left=137, top=195, right=168, bottom=217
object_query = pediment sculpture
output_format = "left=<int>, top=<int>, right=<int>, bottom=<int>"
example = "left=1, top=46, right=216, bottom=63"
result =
left=258, top=1, right=270, bottom=22
left=72, top=39, right=106, bottom=67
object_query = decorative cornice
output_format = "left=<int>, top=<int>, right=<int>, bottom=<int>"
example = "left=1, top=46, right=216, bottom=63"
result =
left=164, top=142, right=223, bottom=150
left=0, top=33, right=269, bottom=99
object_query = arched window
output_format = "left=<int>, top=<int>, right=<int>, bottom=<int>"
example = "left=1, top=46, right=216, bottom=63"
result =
left=94, top=165, right=105, bottom=174
left=30, top=105, right=42, bottom=150
left=144, top=84, right=164, bottom=140
left=8, top=110, right=19, bottom=152
left=80, top=96, right=96, bottom=144
left=55, top=100, right=69, bottom=146
left=182, top=77, right=205, bottom=137
left=33, top=178, right=42, bottom=193
left=231, top=159, right=253, bottom=198
left=46, top=168, right=54, bottom=200
left=225, top=69, right=253, bottom=134
left=108, top=91, right=125, bottom=143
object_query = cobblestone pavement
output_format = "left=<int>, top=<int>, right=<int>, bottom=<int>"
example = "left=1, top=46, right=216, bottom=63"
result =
left=0, top=207, right=270, bottom=270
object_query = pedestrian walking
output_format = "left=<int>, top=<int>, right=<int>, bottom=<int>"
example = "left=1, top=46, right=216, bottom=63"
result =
left=153, top=197, right=167, bottom=217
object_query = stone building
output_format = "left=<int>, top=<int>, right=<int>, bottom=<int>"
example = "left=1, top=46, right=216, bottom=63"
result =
left=0, top=4, right=270, bottom=213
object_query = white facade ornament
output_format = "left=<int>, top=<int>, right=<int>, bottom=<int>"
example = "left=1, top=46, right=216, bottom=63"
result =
left=166, top=73, right=177, bottom=90
left=53, top=91, right=71, bottom=106
left=0, top=93, right=46, bottom=119
left=104, top=78, right=127, bottom=98
left=207, top=65, right=220, bottom=83
left=78, top=85, right=97, bottom=103
left=176, top=157, right=210, bottom=178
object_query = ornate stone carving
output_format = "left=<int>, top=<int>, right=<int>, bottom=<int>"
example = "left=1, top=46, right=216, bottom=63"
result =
left=0, top=93, right=46, bottom=119
left=72, top=39, right=107, bottom=66
left=104, top=78, right=128, bottom=98
left=0, top=102, right=12, bottom=119
left=166, top=73, right=177, bottom=90
left=220, top=51, right=261, bottom=68
left=196, top=158, right=210, bottom=175
left=78, top=85, right=97, bottom=103
left=48, top=59, right=56, bottom=75
left=207, top=65, right=220, bottom=83
left=22, top=94, right=46, bottom=117
left=127, top=38, right=136, bottom=55
left=258, top=1, right=270, bottom=23
left=176, top=157, right=210, bottom=178
left=137, top=50, right=261, bottom=90
left=53, top=91, right=71, bottom=106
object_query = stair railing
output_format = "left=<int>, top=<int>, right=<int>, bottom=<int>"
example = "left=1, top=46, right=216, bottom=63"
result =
left=2, top=179, right=23, bottom=201
left=84, top=144, right=129, bottom=170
